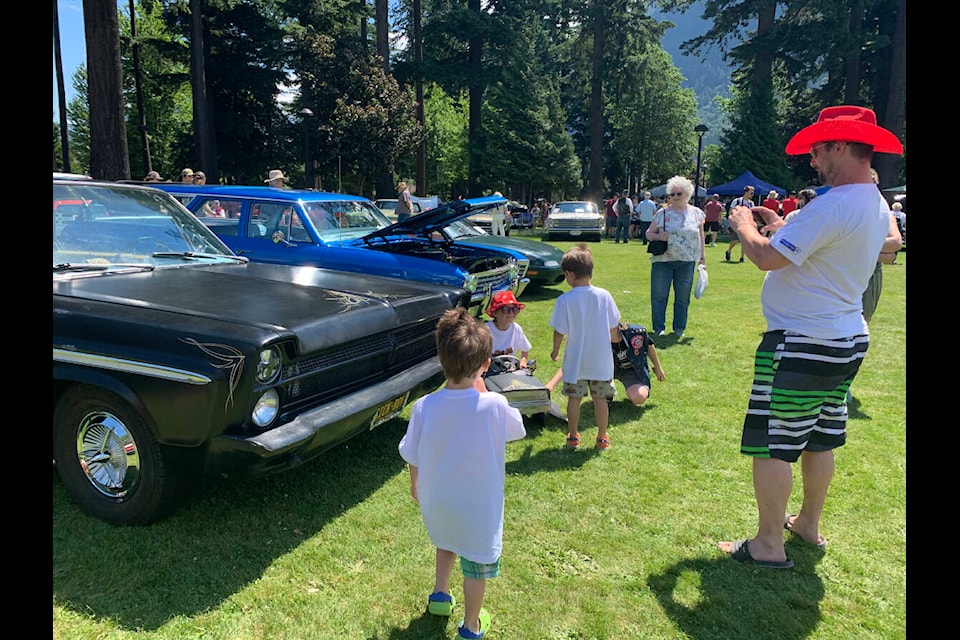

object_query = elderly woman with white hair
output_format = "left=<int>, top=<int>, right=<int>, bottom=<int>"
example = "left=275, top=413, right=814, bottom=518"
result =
left=644, top=175, right=706, bottom=338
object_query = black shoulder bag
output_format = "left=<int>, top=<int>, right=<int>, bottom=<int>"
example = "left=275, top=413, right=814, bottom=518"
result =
left=647, top=210, right=668, bottom=255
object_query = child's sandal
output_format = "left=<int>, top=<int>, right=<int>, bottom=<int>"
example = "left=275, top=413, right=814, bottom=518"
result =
left=565, top=433, right=581, bottom=449
left=427, top=591, right=455, bottom=616
left=457, top=608, right=491, bottom=638
left=595, top=436, right=611, bottom=450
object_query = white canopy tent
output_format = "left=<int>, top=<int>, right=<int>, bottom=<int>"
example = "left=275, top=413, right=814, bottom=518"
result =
left=646, top=184, right=710, bottom=199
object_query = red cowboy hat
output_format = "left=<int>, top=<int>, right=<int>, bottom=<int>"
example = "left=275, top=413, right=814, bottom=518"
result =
left=486, top=291, right=525, bottom=317
left=785, top=106, right=903, bottom=155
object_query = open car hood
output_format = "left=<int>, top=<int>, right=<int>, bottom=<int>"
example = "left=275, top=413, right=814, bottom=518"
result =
left=363, top=195, right=507, bottom=241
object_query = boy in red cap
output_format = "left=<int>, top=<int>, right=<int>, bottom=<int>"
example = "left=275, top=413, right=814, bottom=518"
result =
left=485, top=291, right=531, bottom=369
left=719, top=106, right=903, bottom=569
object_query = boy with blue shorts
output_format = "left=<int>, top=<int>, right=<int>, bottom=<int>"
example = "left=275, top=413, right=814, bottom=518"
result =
left=399, top=307, right=526, bottom=638
left=611, top=323, right=666, bottom=406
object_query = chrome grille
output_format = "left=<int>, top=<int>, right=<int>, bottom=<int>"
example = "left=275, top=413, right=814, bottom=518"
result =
left=279, top=317, right=438, bottom=407
left=474, top=265, right=516, bottom=292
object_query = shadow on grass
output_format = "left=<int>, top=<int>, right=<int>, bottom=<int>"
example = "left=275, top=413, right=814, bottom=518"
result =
left=646, top=541, right=826, bottom=640
left=52, top=418, right=416, bottom=632
left=846, top=393, right=871, bottom=419
left=517, top=286, right=563, bottom=303
left=506, top=441, right=602, bottom=474
left=366, top=611, right=451, bottom=640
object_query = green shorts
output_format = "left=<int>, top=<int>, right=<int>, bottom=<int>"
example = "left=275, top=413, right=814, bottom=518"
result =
left=460, top=556, right=501, bottom=579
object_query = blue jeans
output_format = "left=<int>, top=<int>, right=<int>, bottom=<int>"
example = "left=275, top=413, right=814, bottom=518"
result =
left=638, top=220, right=651, bottom=244
left=650, top=260, right=696, bottom=334
left=615, top=215, right=631, bottom=243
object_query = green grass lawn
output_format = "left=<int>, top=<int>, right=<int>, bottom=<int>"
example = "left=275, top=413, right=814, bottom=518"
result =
left=53, top=238, right=906, bottom=640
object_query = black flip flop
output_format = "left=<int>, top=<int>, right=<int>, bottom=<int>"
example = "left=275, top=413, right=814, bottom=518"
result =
left=728, top=539, right=794, bottom=569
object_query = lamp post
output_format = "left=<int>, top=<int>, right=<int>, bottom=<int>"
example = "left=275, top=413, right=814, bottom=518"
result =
left=299, top=108, right=314, bottom=189
left=694, top=124, right=709, bottom=207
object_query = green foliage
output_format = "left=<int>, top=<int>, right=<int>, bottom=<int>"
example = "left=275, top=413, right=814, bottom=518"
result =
left=423, top=83, right=469, bottom=199
left=59, top=0, right=903, bottom=197
left=119, top=1, right=193, bottom=180
left=295, top=21, right=423, bottom=196
left=53, top=239, right=907, bottom=640
left=668, top=0, right=904, bottom=189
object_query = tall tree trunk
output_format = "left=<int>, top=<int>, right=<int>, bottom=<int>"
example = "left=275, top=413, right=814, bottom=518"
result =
left=875, top=0, right=906, bottom=186
left=843, top=0, right=864, bottom=105
left=414, top=0, right=426, bottom=197
left=191, top=0, right=218, bottom=181
left=375, top=0, right=389, bottom=73
left=129, top=0, right=152, bottom=175
left=83, top=0, right=130, bottom=180
left=587, top=4, right=609, bottom=205
left=375, top=0, right=394, bottom=197
left=467, top=0, right=482, bottom=197
left=54, top=0, right=71, bottom=172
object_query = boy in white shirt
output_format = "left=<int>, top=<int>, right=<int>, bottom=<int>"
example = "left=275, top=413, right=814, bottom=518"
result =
left=399, top=307, right=525, bottom=639
left=550, top=244, right=621, bottom=450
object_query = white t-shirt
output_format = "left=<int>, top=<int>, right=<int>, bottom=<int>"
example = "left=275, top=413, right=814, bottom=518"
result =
left=487, top=320, right=532, bottom=357
left=549, top=285, right=620, bottom=383
left=398, top=388, right=525, bottom=564
left=763, top=183, right=890, bottom=338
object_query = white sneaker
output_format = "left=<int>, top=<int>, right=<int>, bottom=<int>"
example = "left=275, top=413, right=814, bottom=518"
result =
left=657, top=330, right=666, bottom=337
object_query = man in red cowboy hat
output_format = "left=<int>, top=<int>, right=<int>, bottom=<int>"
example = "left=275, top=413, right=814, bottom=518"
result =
left=718, top=106, right=903, bottom=569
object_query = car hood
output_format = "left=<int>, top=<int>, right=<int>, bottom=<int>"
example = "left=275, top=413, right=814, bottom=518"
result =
left=453, top=234, right=563, bottom=261
left=364, top=195, right=506, bottom=240
left=53, top=262, right=464, bottom=353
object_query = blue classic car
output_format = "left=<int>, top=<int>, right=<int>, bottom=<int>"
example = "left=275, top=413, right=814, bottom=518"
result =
left=54, top=177, right=470, bottom=525
left=152, top=185, right=529, bottom=316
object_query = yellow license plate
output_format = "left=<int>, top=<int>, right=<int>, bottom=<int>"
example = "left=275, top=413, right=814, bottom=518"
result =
left=569, top=230, right=582, bottom=236
left=370, top=392, right=410, bottom=429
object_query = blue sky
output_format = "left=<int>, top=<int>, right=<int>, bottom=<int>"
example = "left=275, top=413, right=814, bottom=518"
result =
left=53, top=0, right=87, bottom=120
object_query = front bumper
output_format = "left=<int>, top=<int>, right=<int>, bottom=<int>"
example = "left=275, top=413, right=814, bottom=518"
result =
left=205, top=357, right=445, bottom=479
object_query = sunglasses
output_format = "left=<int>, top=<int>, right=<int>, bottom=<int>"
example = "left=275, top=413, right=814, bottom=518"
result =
left=669, top=192, right=684, bottom=197
left=809, top=142, right=833, bottom=158
left=499, top=306, right=520, bottom=313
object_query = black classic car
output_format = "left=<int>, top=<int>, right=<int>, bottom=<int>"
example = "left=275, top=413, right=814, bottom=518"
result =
left=53, top=177, right=470, bottom=525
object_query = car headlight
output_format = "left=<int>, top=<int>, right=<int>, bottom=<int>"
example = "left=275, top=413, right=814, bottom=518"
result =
left=251, top=389, right=280, bottom=428
left=546, top=219, right=557, bottom=229
left=462, top=273, right=478, bottom=293
left=508, top=258, right=519, bottom=280
left=256, top=346, right=282, bottom=384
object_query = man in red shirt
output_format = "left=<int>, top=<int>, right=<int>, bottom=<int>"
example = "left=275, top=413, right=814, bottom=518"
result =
left=762, top=191, right=782, bottom=217
left=604, top=193, right=618, bottom=238
left=780, top=191, right=799, bottom=217
left=703, top=193, right=724, bottom=247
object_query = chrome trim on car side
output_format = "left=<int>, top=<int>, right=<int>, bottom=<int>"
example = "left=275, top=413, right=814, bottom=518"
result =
left=53, top=348, right=212, bottom=385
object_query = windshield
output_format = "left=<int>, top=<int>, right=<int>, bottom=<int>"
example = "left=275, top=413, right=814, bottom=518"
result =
left=444, top=218, right=486, bottom=240
left=554, top=202, right=599, bottom=214
left=54, top=182, right=238, bottom=270
left=311, top=200, right=393, bottom=239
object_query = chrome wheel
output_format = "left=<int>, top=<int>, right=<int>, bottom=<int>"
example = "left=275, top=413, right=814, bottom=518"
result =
left=76, top=410, right=142, bottom=498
